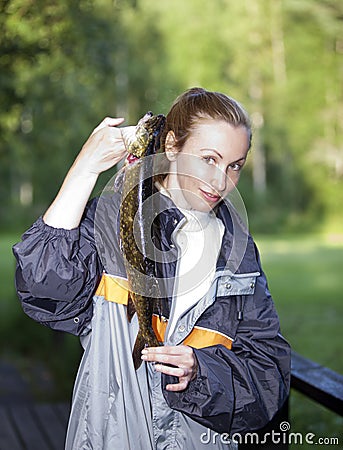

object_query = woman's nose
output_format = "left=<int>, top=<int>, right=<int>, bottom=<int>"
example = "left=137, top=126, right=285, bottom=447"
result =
left=211, top=167, right=227, bottom=192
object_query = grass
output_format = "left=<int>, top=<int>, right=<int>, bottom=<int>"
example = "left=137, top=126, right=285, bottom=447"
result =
left=255, top=234, right=343, bottom=372
left=1, top=232, right=342, bottom=446
left=0, top=232, right=82, bottom=401
left=254, top=233, right=343, bottom=448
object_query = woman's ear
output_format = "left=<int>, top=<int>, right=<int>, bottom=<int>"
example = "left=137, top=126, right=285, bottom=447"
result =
left=165, top=131, right=178, bottom=161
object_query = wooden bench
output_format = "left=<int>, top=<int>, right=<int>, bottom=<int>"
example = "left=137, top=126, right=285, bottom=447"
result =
left=1, top=352, right=342, bottom=449
left=0, top=402, right=70, bottom=450
left=291, top=350, right=343, bottom=416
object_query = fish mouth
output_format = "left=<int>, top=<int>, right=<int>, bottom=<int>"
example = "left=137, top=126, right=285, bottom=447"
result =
left=199, top=188, right=221, bottom=203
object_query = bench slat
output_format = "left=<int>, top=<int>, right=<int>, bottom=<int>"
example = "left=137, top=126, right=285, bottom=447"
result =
left=8, top=404, right=51, bottom=450
left=0, top=406, right=23, bottom=450
left=32, top=403, right=68, bottom=450
left=291, top=351, right=343, bottom=416
left=54, top=402, right=70, bottom=429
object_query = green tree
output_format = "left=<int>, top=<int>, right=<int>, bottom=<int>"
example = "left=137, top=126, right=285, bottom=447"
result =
left=1, top=0, right=342, bottom=232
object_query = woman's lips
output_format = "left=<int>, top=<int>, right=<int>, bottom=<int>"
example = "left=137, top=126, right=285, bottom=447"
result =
left=199, top=188, right=221, bottom=203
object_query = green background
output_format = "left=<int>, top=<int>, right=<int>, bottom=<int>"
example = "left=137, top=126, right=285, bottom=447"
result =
left=1, top=1, right=342, bottom=448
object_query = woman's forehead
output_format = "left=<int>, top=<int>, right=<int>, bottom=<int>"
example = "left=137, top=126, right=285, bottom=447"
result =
left=186, top=119, right=249, bottom=151
left=189, top=117, right=243, bottom=134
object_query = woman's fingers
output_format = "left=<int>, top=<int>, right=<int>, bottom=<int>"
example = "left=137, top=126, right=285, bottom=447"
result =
left=141, top=346, right=193, bottom=366
left=91, top=117, right=125, bottom=136
left=141, top=345, right=198, bottom=392
left=75, top=118, right=128, bottom=175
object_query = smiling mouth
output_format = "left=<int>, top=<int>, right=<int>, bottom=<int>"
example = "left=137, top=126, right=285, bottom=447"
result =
left=199, top=188, right=221, bottom=203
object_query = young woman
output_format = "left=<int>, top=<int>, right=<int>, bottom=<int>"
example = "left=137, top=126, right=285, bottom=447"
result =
left=13, top=88, right=290, bottom=449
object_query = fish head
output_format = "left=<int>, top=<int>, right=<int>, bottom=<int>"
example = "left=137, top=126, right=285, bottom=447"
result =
left=122, top=112, right=166, bottom=159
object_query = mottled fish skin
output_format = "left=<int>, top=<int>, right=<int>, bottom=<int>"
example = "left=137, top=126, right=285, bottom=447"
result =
left=122, top=113, right=165, bottom=158
left=120, top=112, right=166, bottom=370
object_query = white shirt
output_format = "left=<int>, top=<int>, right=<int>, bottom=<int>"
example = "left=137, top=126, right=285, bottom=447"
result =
left=167, top=207, right=225, bottom=336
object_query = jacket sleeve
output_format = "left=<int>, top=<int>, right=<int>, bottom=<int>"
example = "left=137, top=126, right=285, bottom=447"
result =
left=12, top=198, right=102, bottom=335
left=162, top=270, right=291, bottom=435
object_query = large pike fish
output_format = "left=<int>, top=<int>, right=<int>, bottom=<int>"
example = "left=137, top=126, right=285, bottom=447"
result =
left=120, top=112, right=166, bottom=370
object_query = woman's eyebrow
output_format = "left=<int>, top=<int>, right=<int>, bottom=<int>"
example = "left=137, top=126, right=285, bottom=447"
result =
left=200, top=149, right=247, bottom=164
left=230, top=156, right=247, bottom=164
left=200, top=148, right=223, bottom=159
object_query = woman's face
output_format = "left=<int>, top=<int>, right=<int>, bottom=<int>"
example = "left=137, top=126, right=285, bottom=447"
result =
left=163, top=119, right=250, bottom=212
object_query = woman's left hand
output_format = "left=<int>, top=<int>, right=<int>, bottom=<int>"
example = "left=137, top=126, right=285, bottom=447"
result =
left=141, top=345, right=198, bottom=392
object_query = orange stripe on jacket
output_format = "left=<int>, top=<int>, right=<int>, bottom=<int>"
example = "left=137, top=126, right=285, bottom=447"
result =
left=95, top=273, right=129, bottom=305
left=152, top=315, right=232, bottom=350
left=96, top=274, right=232, bottom=350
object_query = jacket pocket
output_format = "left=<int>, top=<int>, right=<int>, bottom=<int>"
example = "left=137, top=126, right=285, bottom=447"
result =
left=216, top=271, right=260, bottom=297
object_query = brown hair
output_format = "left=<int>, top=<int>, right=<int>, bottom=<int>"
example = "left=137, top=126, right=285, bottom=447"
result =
left=160, top=87, right=252, bottom=152
left=155, top=87, right=252, bottom=182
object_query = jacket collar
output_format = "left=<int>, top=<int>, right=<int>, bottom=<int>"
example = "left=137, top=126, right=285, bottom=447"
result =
left=153, top=192, right=260, bottom=275
left=217, top=201, right=260, bottom=274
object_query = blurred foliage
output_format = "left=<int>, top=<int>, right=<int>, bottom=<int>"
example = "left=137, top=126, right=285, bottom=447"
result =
left=1, top=0, right=342, bottom=439
left=0, top=0, right=342, bottom=233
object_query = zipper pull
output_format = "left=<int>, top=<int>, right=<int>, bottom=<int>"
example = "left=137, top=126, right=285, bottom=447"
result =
left=237, top=296, right=244, bottom=320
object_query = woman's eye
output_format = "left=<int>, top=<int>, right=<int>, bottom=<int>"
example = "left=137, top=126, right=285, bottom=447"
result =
left=229, top=163, right=242, bottom=171
left=203, top=156, right=216, bottom=165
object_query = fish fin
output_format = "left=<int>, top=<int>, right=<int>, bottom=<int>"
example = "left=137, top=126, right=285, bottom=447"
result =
left=127, top=293, right=136, bottom=322
left=132, top=332, right=145, bottom=370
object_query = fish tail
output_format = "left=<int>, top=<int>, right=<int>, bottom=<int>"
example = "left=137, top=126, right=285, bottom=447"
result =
left=132, top=330, right=160, bottom=370
left=132, top=332, right=146, bottom=370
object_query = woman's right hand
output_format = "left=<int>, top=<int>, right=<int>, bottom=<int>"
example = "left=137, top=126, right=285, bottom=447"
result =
left=43, top=117, right=127, bottom=229
left=72, top=117, right=127, bottom=176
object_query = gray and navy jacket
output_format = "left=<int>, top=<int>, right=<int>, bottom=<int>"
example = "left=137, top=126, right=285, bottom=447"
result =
left=13, top=180, right=291, bottom=449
